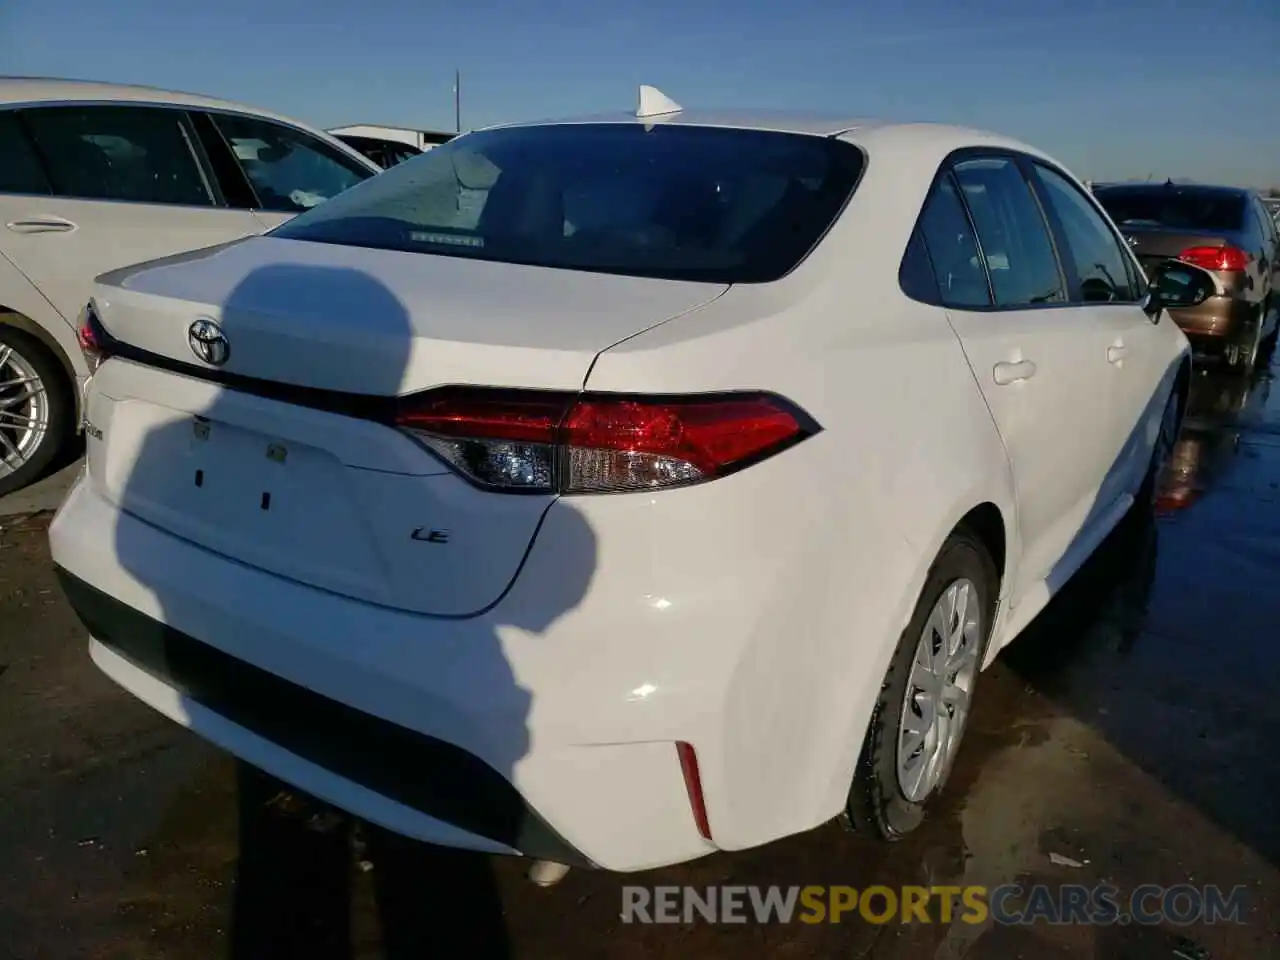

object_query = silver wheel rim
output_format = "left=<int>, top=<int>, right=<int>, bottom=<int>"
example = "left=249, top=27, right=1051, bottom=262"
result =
left=0, top=343, right=50, bottom=479
left=897, top=578, right=982, bottom=803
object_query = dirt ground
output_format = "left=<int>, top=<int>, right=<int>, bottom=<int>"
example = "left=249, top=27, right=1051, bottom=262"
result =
left=2, top=362, right=1279, bottom=959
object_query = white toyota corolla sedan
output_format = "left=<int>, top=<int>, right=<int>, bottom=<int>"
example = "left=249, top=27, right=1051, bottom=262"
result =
left=49, top=88, right=1214, bottom=873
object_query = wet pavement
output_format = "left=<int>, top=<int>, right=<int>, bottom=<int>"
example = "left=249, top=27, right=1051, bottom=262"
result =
left=2, top=355, right=1280, bottom=959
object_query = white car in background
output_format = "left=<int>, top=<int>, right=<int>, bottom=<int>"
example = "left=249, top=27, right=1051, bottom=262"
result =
left=0, top=77, right=380, bottom=496
left=50, top=89, right=1215, bottom=872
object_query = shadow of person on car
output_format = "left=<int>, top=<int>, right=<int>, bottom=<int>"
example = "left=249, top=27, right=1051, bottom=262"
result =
left=100, top=253, right=597, bottom=958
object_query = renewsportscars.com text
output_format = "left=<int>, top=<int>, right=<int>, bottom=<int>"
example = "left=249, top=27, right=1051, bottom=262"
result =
left=620, top=883, right=1249, bottom=926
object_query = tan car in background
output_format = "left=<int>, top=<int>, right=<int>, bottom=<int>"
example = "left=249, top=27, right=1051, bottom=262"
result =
left=1093, top=182, right=1279, bottom=374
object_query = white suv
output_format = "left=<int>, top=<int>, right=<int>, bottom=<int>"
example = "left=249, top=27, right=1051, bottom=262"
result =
left=0, top=77, right=380, bottom=495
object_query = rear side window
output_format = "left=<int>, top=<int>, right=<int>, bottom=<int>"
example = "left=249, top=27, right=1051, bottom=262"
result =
left=211, top=114, right=373, bottom=213
left=953, top=158, right=1065, bottom=307
left=271, top=123, right=866, bottom=284
left=0, top=112, right=51, bottom=195
left=1031, top=164, right=1141, bottom=303
left=1093, top=187, right=1245, bottom=233
left=21, top=105, right=212, bottom=206
left=916, top=175, right=990, bottom=308
left=898, top=229, right=939, bottom=303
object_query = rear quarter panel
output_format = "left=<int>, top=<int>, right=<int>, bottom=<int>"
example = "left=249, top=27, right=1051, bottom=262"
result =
left=581, top=133, right=1020, bottom=844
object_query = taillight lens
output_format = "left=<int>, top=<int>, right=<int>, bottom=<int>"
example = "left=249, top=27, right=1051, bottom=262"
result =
left=395, top=387, right=819, bottom=494
left=1178, top=245, right=1249, bottom=272
left=77, top=303, right=111, bottom=372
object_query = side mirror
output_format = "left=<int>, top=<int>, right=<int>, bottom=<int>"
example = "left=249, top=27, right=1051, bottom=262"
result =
left=1143, top=259, right=1217, bottom=321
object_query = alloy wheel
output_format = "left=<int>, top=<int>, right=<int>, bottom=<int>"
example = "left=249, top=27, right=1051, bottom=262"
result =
left=896, top=578, right=982, bottom=803
left=0, top=342, right=51, bottom=480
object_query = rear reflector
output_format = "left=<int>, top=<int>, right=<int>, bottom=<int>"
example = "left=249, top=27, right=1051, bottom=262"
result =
left=395, top=387, right=819, bottom=494
left=1178, top=245, right=1250, bottom=272
left=676, top=741, right=712, bottom=841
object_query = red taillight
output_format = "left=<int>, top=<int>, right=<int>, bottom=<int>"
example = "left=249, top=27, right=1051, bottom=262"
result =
left=1178, top=245, right=1249, bottom=272
left=77, top=304, right=111, bottom=372
left=676, top=741, right=712, bottom=841
left=395, top=387, right=818, bottom=494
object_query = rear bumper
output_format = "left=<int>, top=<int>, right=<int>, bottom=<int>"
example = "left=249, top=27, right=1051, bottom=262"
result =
left=49, top=449, right=910, bottom=871
left=48, top=477, right=718, bottom=871
left=1167, top=295, right=1260, bottom=344
left=57, top=568, right=589, bottom=866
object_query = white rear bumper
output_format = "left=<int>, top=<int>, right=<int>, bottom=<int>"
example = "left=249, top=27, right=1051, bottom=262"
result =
left=50, top=476, right=712, bottom=871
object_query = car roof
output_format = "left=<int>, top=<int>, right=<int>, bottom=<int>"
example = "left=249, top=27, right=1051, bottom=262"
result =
left=485, top=108, right=879, bottom=137
left=478, top=108, right=1050, bottom=159
left=0, top=75, right=319, bottom=130
left=0, top=76, right=381, bottom=171
left=1093, top=181, right=1252, bottom=197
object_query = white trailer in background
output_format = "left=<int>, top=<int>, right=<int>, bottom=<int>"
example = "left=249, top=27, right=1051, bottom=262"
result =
left=327, top=124, right=455, bottom=167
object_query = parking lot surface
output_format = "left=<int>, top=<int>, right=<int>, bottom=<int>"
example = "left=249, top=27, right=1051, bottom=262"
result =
left=1, top=360, right=1279, bottom=959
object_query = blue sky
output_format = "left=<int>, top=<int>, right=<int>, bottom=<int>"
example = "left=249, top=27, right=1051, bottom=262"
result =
left=3, top=0, right=1279, bottom=187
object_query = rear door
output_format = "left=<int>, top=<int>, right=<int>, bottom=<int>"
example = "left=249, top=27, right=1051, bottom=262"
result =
left=0, top=104, right=262, bottom=325
left=927, top=154, right=1122, bottom=597
left=1026, top=160, right=1177, bottom=504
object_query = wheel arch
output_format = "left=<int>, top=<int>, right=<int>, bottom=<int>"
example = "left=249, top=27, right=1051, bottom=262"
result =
left=955, top=501, right=1006, bottom=588
left=0, top=255, right=87, bottom=420
left=793, top=486, right=1017, bottom=837
left=0, top=308, right=79, bottom=388
left=784, top=333, right=1021, bottom=835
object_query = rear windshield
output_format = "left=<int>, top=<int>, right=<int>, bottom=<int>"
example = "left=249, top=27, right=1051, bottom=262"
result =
left=1093, top=187, right=1246, bottom=233
left=270, top=123, right=865, bottom=283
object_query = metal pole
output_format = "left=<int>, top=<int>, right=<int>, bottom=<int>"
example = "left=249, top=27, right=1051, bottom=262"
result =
left=454, top=69, right=461, bottom=134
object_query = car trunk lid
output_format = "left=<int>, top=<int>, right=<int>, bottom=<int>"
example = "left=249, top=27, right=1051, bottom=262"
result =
left=1112, top=226, right=1240, bottom=275
left=94, top=235, right=727, bottom=392
left=86, top=237, right=727, bottom=615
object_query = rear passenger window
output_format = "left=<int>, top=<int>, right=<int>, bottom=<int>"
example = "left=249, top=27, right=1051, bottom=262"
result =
left=211, top=114, right=372, bottom=213
left=953, top=158, right=1065, bottom=308
left=899, top=229, right=939, bottom=302
left=0, top=112, right=51, bottom=195
left=21, top=106, right=212, bottom=206
left=917, top=174, right=991, bottom=308
left=1032, top=164, right=1140, bottom=303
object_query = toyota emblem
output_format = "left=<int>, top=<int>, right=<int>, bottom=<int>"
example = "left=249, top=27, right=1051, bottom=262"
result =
left=188, top=318, right=230, bottom=366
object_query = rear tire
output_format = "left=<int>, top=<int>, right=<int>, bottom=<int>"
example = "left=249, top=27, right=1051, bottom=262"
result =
left=843, top=529, right=997, bottom=840
left=1139, top=385, right=1182, bottom=508
left=1225, top=319, right=1260, bottom=375
left=0, top=326, right=74, bottom=498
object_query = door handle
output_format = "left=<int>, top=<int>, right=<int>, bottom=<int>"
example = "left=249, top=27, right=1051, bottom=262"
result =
left=6, top=215, right=77, bottom=234
left=1107, top=344, right=1128, bottom=364
left=992, top=359, right=1037, bottom=385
